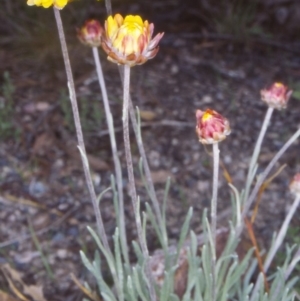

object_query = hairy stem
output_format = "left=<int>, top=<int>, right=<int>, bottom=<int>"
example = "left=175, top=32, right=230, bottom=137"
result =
left=122, top=64, right=156, bottom=301
left=53, top=8, right=110, bottom=253
left=244, top=107, right=274, bottom=204
left=211, top=142, right=220, bottom=301
left=103, top=0, right=165, bottom=248
left=92, top=47, right=129, bottom=266
left=118, top=67, right=166, bottom=245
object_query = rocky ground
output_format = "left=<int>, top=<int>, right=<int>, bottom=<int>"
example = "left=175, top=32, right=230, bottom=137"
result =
left=0, top=0, right=300, bottom=300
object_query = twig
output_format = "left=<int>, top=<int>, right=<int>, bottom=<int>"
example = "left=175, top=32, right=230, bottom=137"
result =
left=93, top=119, right=193, bottom=138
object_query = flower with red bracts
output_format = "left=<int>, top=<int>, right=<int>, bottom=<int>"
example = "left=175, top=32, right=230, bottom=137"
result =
left=77, top=20, right=104, bottom=47
left=196, top=109, right=231, bottom=144
left=260, top=82, right=293, bottom=110
left=289, top=173, right=300, bottom=197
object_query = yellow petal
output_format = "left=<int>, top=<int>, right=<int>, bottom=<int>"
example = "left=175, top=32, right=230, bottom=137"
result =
left=107, top=15, right=120, bottom=40
left=27, top=0, right=36, bottom=5
left=41, top=0, right=53, bottom=8
left=27, top=0, right=43, bottom=5
left=124, top=15, right=144, bottom=27
left=114, top=14, right=124, bottom=27
left=55, top=0, right=68, bottom=9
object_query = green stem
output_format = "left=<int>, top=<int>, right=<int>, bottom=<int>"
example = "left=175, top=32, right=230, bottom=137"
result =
left=92, top=47, right=129, bottom=266
left=118, top=66, right=166, bottom=247
left=53, top=8, right=110, bottom=254
left=238, top=126, right=300, bottom=237
left=122, top=64, right=156, bottom=301
left=264, top=195, right=300, bottom=272
left=250, top=195, right=300, bottom=301
left=244, top=107, right=274, bottom=205
left=211, top=142, right=219, bottom=301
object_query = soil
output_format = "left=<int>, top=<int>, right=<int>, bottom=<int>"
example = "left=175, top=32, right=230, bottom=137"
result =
left=0, top=0, right=300, bottom=300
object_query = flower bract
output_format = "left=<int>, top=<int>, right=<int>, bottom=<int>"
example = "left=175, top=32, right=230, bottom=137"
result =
left=260, top=82, right=292, bottom=110
left=27, top=0, right=69, bottom=9
left=77, top=20, right=104, bottom=47
left=196, top=109, right=231, bottom=144
left=290, top=173, right=300, bottom=197
left=101, top=14, right=164, bottom=66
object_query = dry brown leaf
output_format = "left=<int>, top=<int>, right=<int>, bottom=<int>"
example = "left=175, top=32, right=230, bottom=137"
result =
left=150, top=170, right=172, bottom=184
left=70, top=273, right=101, bottom=301
left=87, top=154, right=110, bottom=171
left=32, top=132, right=54, bottom=156
left=139, top=110, right=157, bottom=121
left=1, top=264, right=48, bottom=301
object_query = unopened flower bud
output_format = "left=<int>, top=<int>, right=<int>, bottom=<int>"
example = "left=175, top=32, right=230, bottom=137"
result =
left=289, top=173, right=300, bottom=197
left=260, top=82, right=292, bottom=110
left=77, top=20, right=103, bottom=47
left=195, top=109, right=231, bottom=144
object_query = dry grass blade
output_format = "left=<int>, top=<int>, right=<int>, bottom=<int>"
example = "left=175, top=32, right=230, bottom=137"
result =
left=244, top=218, right=269, bottom=293
left=70, top=273, right=102, bottom=301
left=1, top=264, right=48, bottom=301
left=251, top=164, right=287, bottom=224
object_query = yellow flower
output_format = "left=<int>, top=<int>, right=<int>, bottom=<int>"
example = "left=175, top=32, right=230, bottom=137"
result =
left=27, top=0, right=69, bottom=9
left=101, top=14, right=164, bottom=66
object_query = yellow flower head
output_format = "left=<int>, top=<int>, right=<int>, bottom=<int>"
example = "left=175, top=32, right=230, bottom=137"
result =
left=101, top=14, right=164, bottom=66
left=27, top=0, right=69, bottom=9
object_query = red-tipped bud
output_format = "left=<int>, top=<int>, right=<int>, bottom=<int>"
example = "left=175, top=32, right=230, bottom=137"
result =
left=289, top=173, right=300, bottom=197
left=195, top=109, right=231, bottom=144
left=77, top=20, right=104, bottom=47
left=260, top=82, right=292, bottom=110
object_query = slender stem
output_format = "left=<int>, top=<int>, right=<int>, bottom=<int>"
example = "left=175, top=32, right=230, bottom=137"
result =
left=53, top=8, right=110, bottom=253
left=211, top=142, right=219, bottom=301
left=104, top=0, right=112, bottom=16
left=92, top=47, right=129, bottom=266
left=118, top=66, right=166, bottom=245
left=237, top=126, right=300, bottom=237
left=264, top=195, right=300, bottom=272
left=270, top=245, right=300, bottom=301
left=285, top=245, right=300, bottom=280
left=244, top=107, right=274, bottom=204
left=122, top=65, right=156, bottom=301
left=250, top=196, right=300, bottom=301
